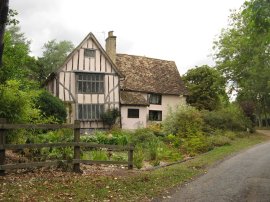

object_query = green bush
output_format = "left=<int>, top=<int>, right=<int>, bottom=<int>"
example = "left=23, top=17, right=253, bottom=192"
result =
left=148, top=140, right=159, bottom=161
left=223, top=131, right=237, bottom=140
left=163, top=105, right=204, bottom=138
left=147, top=123, right=165, bottom=137
left=181, top=134, right=211, bottom=156
left=133, top=146, right=144, bottom=169
left=36, top=90, right=67, bottom=123
left=130, top=128, right=158, bottom=145
left=157, top=143, right=182, bottom=162
left=202, top=104, right=252, bottom=131
left=208, top=135, right=231, bottom=147
left=0, top=80, right=33, bottom=122
left=101, top=108, right=120, bottom=128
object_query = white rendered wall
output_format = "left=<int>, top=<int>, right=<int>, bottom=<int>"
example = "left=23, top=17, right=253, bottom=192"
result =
left=121, top=106, right=147, bottom=130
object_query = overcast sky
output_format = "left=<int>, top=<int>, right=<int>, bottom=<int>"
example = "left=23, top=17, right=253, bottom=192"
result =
left=10, top=0, right=245, bottom=75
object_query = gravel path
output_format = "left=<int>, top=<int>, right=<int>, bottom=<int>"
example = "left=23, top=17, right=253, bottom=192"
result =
left=160, top=131, right=270, bottom=202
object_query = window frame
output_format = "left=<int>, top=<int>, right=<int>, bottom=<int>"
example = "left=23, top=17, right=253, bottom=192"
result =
left=127, top=108, right=140, bottom=118
left=77, top=73, right=104, bottom=94
left=84, top=48, right=96, bottom=58
left=78, top=104, right=104, bottom=120
left=149, top=110, right=162, bottom=121
left=149, top=94, right=162, bottom=105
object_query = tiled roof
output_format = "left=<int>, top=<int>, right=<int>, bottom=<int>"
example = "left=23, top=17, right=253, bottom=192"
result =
left=120, top=91, right=149, bottom=106
left=116, top=54, right=188, bottom=95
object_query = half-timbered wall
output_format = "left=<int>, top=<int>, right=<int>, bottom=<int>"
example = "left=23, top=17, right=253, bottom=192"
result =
left=47, top=36, right=120, bottom=129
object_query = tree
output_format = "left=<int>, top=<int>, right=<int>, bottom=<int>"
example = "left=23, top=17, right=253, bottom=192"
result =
left=183, top=65, right=227, bottom=111
left=0, top=26, right=37, bottom=84
left=0, top=0, right=9, bottom=67
left=38, top=40, right=74, bottom=81
left=213, top=0, right=270, bottom=126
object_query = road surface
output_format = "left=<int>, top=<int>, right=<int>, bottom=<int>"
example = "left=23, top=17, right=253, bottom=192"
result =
left=162, top=131, right=270, bottom=202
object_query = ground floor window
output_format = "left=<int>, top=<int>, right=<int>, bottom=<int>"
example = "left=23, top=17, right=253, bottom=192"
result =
left=149, top=110, right=162, bottom=121
left=78, top=104, right=104, bottom=120
left=128, top=108, right=139, bottom=118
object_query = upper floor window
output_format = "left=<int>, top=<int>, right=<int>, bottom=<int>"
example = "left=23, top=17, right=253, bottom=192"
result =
left=77, top=73, right=104, bottom=94
left=149, top=94, right=162, bottom=105
left=84, top=48, right=96, bottom=58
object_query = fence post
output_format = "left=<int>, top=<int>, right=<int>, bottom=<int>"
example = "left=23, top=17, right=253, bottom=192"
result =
left=128, top=144, right=134, bottom=170
left=0, top=118, right=7, bottom=175
left=73, top=120, right=81, bottom=173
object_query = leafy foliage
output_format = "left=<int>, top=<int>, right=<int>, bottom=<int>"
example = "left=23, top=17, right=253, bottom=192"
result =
left=37, top=40, right=74, bottom=81
left=202, top=104, right=252, bottom=131
left=1, top=26, right=37, bottom=83
left=35, top=90, right=67, bottom=123
left=101, top=108, right=120, bottom=128
left=214, top=0, right=270, bottom=126
left=0, top=80, right=35, bottom=122
left=183, top=65, right=227, bottom=111
left=163, top=105, right=203, bottom=137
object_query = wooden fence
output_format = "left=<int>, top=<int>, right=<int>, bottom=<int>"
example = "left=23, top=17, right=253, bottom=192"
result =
left=0, top=119, right=134, bottom=175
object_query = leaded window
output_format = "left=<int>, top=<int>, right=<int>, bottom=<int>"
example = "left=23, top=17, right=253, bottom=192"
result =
left=149, top=94, right=162, bottom=105
left=77, top=73, right=104, bottom=94
left=78, top=104, right=104, bottom=120
left=149, top=110, right=162, bottom=121
left=84, top=48, right=96, bottom=58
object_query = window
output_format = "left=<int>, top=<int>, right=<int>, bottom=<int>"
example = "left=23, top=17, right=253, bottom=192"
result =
left=149, top=94, right=162, bottom=105
left=84, top=48, right=96, bottom=58
left=128, top=109, right=139, bottom=118
left=149, top=110, right=162, bottom=121
left=78, top=104, right=104, bottom=120
left=77, top=73, right=104, bottom=94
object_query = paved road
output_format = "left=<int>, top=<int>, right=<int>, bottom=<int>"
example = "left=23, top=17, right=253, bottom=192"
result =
left=162, top=132, right=270, bottom=202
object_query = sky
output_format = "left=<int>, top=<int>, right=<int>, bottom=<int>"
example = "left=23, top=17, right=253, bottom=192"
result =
left=10, top=0, right=245, bottom=75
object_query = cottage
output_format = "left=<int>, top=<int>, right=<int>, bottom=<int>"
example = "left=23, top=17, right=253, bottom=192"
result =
left=45, top=31, right=187, bottom=130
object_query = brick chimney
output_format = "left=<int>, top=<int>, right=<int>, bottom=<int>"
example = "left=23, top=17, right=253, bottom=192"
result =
left=105, top=31, right=116, bottom=63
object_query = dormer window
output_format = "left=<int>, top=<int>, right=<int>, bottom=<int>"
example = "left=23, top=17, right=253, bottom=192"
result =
left=84, top=48, right=95, bottom=58
left=149, top=94, right=162, bottom=105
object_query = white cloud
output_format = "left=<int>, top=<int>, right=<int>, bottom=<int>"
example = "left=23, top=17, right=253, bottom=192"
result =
left=10, top=0, right=245, bottom=74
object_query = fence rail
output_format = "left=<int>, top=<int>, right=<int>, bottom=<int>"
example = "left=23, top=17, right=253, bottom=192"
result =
left=0, top=119, right=134, bottom=175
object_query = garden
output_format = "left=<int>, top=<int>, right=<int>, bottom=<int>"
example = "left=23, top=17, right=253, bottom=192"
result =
left=4, top=102, right=253, bottom=171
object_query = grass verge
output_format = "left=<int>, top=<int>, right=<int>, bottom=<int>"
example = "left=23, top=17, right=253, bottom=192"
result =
left=0, top=133, right=269, bottom=201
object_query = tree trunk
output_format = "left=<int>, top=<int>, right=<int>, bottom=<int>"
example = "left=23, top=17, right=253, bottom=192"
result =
left=0, top=0, right=9, bottom=67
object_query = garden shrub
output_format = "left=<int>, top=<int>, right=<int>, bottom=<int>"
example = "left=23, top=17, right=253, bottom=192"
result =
left=130, top=128, right=158, bottom=145
left=0, top=80, right=33, bottom=122
left=157, top=142, right=182, bottom=162
left=181, top=134, right=211, bottom=156
left=36, top=90, right=67, bottom=123
left=202, top=104, right=252, bottom=131
left=147, top=123, right=165, bottom=137
left=163, top=105, right=204, bottom=138
left=208, top=135, right=231, bottom=147
left=133, top=145, right=144, bottom=169
left=148, top=140, right=159, bottom=161
left=223, top=131, right=237, bottom=140
left=101, top=108, right=120, bottom=128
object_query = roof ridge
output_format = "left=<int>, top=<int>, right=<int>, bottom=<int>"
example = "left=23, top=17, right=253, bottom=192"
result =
left=116, top=53, right=175, bottom=63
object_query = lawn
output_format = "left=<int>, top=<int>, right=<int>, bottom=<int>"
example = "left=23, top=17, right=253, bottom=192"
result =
left=0, top=133, right=269, bottom=202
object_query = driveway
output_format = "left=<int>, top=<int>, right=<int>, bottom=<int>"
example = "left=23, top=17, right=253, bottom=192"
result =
left=160, top=131, right=270, bottom=202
